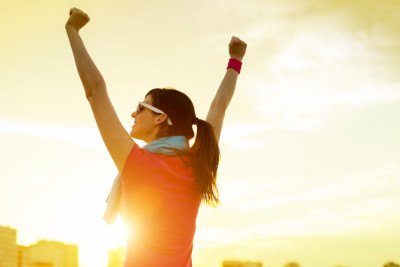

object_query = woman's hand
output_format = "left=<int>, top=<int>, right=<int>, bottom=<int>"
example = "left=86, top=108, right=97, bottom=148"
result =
left=65, top=7, right=90, bottom=32
left=229, top=36, right=247, bottom=61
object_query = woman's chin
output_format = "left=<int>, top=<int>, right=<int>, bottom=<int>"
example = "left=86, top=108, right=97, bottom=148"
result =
left=130, top=131, right=142, bottom=140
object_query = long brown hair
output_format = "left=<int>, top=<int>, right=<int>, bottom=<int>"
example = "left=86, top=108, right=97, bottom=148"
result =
left=146, top=88, right=220, bottom=206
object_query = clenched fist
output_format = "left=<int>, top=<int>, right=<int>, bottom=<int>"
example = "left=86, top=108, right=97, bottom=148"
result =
left=229, top=36, right=247, bottom=61
left=65, top=8, right=90, bottom=32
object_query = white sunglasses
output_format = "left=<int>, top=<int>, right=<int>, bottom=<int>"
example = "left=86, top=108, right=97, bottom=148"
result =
left=136, top=101, right=173, bottom=125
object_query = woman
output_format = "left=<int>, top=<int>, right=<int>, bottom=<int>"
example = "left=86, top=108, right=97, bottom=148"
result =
left=65, top=7, right=247, bottom=267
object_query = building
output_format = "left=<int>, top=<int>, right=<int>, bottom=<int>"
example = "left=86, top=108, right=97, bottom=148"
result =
left=383, top=262, right=400, bottom=267
left=18, top=245, right=31, bottom=267
left=0, top=225, right=18, bottom=267
left=108, top=246, right=126, bottom=267
left=28, top=240, right=78, bottom=267
left=222, top=260, right=263, bottom=267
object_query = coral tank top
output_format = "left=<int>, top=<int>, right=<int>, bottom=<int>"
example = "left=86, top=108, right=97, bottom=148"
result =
left=121, top=143, right=201, bottom=267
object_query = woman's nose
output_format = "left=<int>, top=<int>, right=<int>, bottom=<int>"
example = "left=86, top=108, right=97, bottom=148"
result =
left=131, top=111, right=136, bottom=118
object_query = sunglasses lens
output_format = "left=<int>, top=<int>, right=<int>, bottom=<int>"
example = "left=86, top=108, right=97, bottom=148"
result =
left=136, top=103, right=143, bottom=113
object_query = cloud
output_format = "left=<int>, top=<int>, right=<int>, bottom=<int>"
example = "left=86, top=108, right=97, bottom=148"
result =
left=235, top=0, right=400, bottom=131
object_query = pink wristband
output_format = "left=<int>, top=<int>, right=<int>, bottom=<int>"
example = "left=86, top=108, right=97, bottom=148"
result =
left=227, top=58, right=242, bottom=74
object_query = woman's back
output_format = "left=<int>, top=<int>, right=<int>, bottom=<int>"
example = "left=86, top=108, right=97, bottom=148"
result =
left=121, top=144, right=201, bottom=266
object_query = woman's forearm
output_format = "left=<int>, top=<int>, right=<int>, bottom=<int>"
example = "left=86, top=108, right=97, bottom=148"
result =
left=66, top=27, right=106, bottom=99
left=206, top=37, right=246, bottom=141
left=210, top=36, right=246, bottom=112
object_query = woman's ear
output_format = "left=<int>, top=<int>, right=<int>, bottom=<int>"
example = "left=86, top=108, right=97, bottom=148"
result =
left=155, top=113, right=168, bottom=125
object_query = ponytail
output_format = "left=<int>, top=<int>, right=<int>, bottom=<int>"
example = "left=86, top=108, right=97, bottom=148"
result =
left=190, top=118, right=220, bottom=206
left=146, top=88, right=221, bottom=205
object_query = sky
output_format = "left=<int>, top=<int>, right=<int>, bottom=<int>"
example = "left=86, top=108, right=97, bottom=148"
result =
left=1, top=0, right=400, bottom=266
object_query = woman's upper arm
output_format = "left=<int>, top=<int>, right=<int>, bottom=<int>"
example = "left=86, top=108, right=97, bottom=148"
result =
left=206, top=105, right=226, bottom=143
left=88, top=88, right=135, bottom=173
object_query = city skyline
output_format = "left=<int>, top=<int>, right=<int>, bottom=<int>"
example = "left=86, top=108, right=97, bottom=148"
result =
left=1, top=224, right=399, bottom=266
left=1, top=0, right=400, bottom=267
left=0, top=225, right=78, bottom=267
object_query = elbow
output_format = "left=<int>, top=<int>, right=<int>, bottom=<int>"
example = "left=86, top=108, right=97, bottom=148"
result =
left=82, top=76, right=106, bottom=99
left=85, top=90, right=93, bottom=100
left=210, top=99, right=228, bottom=112
left=79, top=73, right=106, bottom=100
left=84, top=86, right=96, bottom=100
left=85, top=82, right=106, bottom=101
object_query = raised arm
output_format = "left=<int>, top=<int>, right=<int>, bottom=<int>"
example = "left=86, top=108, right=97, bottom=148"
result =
left=65, top=8, right=134, bottom=173
left=206, top=36, right=247, bottom=142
